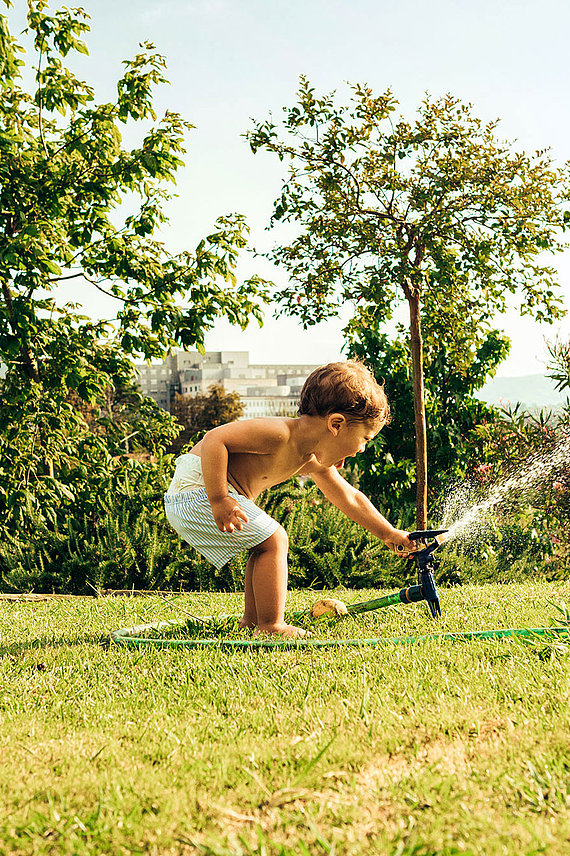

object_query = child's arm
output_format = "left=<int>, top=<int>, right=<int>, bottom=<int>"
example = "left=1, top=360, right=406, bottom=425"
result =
left=199, top=426, right=246, bottom=533
left=309, top=465, right=415, bottom=553
left=198, top=419, right=289, bottom=533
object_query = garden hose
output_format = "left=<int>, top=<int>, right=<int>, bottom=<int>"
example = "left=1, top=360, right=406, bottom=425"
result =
left=108, top=619, right=570, bottom=650
left=107, top=530, right=570, bottom=650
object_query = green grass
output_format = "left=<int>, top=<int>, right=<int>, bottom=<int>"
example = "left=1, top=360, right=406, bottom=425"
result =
left=1, top=581, right=570, bottom=855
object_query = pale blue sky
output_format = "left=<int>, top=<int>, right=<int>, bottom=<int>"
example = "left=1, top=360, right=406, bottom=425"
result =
left=10, top=0, right=570, bottom=373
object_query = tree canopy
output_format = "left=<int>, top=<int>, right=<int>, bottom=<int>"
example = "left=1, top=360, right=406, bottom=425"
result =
left=346, top=325, right=509, bottom=523
left=0, top=1, right=269, bottom=550
left=248, top=77, right=568, bottom=525
left=0, top=0, right=269, bottom=393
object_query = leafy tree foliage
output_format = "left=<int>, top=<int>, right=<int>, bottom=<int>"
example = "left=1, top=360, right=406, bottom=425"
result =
left=0, top=1, right=269, bottom=590
left=346, top=321, right=509, bottom=524
left=170, top=383, right=244, bottom=454
left=1, top=2, right=268, bottom=382
left=546, top=337, right=570, bottom=395
left=67, top=377, right=176, bottom=456
left=248, top=77, right=568, bottom=526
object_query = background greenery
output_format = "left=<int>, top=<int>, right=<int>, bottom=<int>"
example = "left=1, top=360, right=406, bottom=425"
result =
left=1, top=3, right=570, bottom=595
left=2, top=8, right=570, bottom=856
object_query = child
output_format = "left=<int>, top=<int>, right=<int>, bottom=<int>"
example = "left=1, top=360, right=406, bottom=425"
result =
left=164, top=360, right=415, bottom=638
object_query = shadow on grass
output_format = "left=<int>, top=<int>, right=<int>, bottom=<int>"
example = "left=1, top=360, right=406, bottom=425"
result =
left=0, top=633, right=112, bottom=656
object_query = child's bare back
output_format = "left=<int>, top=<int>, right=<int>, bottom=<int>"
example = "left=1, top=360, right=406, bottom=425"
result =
left=190, top=416, right=312, bottom=502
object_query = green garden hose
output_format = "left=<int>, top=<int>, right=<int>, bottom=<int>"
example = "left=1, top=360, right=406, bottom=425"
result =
left=108, top=619, right=570, bottom=650
left=108, top=528, right=570, bottom=650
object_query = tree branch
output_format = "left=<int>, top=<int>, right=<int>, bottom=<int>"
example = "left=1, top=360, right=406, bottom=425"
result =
left=36, top=35, right=49, bottom=158
left=48, top=271, right=132, bottom=302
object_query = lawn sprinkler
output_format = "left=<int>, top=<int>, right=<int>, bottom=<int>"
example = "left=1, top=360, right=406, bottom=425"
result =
left=402, top=528, right=449, bottom=618
left=309, top=528, right=449, bottom=622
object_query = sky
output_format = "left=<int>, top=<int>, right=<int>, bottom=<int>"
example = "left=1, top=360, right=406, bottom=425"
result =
left=8, top=0, right=570, bottom=374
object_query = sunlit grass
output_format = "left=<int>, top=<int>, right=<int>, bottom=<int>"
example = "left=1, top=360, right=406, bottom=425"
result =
left=1, top=581, right=570, bottom=855
left=113, top=581, right=570, bottom=641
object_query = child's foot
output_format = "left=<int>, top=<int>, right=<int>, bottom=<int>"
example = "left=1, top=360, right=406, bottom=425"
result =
left=238, top=616, right=257, bottom=629
left=253, top=623, right=313, bottom=639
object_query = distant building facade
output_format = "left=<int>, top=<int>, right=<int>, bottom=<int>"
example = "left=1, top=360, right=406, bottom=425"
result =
left=135, top=350, right=319, bottom=418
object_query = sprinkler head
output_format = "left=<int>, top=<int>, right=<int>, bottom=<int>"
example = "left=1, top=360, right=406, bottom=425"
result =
left=408, top=529, right=449, bottom=546
left=405, top=529, right=449, bottom=618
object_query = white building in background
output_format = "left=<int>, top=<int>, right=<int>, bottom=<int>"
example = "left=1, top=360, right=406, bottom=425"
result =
left=135, top=350, right=319, bottom=419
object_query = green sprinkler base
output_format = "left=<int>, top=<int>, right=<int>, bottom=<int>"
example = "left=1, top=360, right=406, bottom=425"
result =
left=108, top=620, right=570, bottom=650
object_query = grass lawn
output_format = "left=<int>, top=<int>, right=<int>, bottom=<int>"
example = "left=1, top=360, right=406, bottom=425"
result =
left=1, top=581, right=569, bottom=855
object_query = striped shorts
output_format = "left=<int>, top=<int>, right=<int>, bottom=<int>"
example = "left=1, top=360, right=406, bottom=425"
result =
left=164, top=488, right=280, bottom=570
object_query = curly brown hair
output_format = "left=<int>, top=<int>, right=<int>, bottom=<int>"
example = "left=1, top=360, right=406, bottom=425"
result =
left=298, top=360, right=390, bottom=425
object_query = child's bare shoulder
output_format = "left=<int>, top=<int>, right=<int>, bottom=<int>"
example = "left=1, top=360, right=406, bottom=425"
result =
left=242, top=417, right=292, bottom=444
left=208, top=416, right=293, bottom=453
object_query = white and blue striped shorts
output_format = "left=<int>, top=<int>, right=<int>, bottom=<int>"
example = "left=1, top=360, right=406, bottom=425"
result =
left=164, top=488, right=280, bottom=570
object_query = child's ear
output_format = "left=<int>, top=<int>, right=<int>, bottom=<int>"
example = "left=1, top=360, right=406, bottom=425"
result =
left=327, top=413, right=346, bottom=435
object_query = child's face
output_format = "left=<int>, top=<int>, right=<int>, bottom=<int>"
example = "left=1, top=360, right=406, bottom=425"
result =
left=326, top=416, right=382, bottom=469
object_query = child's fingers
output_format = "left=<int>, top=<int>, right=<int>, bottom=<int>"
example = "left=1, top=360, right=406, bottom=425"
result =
left=215, top=501, right=249, bottom=533
left=222, top=505, right=249, bottom=532
left=231, top=505, right=249, bottom=529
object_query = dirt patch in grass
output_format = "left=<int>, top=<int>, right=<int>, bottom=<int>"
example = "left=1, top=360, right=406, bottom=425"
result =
left=359, top=715, right=511, bottom=787
left=192, top=719, right=516, bottom=853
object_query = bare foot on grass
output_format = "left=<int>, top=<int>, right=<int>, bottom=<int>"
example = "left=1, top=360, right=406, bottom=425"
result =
left=238, top=616, right=257, bottom=629
left=253, top=623, right=313, bottom=639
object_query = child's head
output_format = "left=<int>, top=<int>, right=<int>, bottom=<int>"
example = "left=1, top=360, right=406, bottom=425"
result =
left=298, top=360, right=390, bottom=427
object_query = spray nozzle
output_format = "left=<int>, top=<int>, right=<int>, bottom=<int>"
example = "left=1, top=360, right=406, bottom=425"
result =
left=408, top=529, right=449, bottom=546
left=403, top=529, right=449, bottom=618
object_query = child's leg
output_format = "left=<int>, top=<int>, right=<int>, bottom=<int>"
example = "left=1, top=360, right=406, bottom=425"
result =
left=239, top=553, right=258, bottom=629
left=252, top=526, right=288, bottom=630
left=246, top=526, right=308, bottom=638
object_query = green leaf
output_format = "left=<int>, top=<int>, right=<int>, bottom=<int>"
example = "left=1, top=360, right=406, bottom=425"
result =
left=42, top=259, right=62, bottom=275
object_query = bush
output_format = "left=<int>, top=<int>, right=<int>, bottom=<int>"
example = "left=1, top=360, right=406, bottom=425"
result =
left=2, top=461, right=566, bottom=596
left=258, top=480, right=417, bottom=590
left=460, top=404, right=570, bottom=580
left=0, top=474, right=412, bottom=594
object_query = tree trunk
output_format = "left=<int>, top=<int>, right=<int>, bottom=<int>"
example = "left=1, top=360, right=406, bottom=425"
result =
left=407, top=291, right=428, bottom=530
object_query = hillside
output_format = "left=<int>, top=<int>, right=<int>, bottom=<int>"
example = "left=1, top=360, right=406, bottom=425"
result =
left=476, top=374, right=567, bottom=410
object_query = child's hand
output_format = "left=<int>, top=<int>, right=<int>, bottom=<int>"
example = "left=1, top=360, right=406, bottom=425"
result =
left=212, top=497, right=249, bottom=533
left=384, top=529, right=416, bottom=556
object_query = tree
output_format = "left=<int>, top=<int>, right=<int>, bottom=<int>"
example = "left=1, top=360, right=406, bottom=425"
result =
left=248, top=78, right=568, bottom=527
left=0, top=1, right=269, bottom=391
left=546, top=337, right=570, bottom=396
left=170, top=383, right=244, bottom=454
left=0, top=1, right=268, bottom=554
left=67, top=377, right=176, bottom=457
left=0, top=0, right=267, bottom=508
left=346, top=325, right=509, bottom=523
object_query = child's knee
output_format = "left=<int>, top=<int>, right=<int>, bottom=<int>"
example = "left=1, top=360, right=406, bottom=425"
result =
left=256, top=525, right=288, bottom=555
